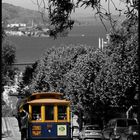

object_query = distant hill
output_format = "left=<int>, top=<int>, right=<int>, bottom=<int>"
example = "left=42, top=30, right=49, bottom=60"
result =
left=2, top=3, right=49, bottom=25
left=73, top=14, right=126, bottom=27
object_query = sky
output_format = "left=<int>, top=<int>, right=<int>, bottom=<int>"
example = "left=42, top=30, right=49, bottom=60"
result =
left=2, top=0, right=126, bottom=17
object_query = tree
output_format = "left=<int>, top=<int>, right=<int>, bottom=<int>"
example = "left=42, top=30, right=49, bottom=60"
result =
left=29, top=44, right=91, bottom=93
left=2, top=29, right=17, bottom=117
left=94, top=14, right=138, bottom=117
left=2, top=37, right=16, bottom=87
left=17, top=62, right=38, bottom=97
left=36, top=0, right=138, bottom=37
left=25, top=45, right=107, bottom=124
left=64, top=49, right=106, bottom=124
left=22, top=62, right=38, bottom=86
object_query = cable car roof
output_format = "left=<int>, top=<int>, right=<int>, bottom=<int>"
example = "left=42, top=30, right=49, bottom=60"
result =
left=32, top=92, right=63, bottom=96
left=29, top=92, right=63, bottom=100
left=27, top=98, right=70, bottom=104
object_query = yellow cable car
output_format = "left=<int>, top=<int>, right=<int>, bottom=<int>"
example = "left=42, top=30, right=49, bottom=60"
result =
left=19, top=92, right=72, bottom=140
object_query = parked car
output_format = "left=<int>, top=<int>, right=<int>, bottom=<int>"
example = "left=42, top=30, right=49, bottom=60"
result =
left=119, top=125, right=139, bottom=140
left=79, top=124, right=103, bottom=140
left=102, top=118, right=138, bottom=140
left=73, top=126, right=80, bottom=139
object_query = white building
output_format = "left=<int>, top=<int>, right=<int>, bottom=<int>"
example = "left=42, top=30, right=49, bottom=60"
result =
left=19, top=23, right=26, bottom=27
left=7, top=23, right=26, bottom=28
left=7, top=23, right=19, bottom=28
left=5, top=30, right=25, bottom=36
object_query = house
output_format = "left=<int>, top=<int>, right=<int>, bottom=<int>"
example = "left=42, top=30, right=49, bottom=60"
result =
left=7, top=23, right=20, bottom=28
left=7, top=23, right=26, bottom=28
left=5, top=30, right=25, bottom=36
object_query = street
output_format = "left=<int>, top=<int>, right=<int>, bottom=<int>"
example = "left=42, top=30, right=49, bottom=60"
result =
left=2, top=117, right=21, bottom=140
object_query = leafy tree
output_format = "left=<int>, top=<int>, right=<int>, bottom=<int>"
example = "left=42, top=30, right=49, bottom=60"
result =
left=64, top=49, right=106, bottom=124
left=94, top=15, right=138, bottom=115
left=36, top=0, right=138, bottom=37
left=22, top=62, right=38, bottom=86
left=64, top=50, right=104, bottom=106
left=27, top=45, right=106, bottom=124
left=2, top=38, right=16, bottom=87
left=17, top=62, right=38, bottom=97
left=29, top=44, right=92, bottom=93
left=2, top=29, right=17, bottom=116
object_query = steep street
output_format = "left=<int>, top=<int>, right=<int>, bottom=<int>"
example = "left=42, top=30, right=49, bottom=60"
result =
left=2, top=117, right=21, bottom=140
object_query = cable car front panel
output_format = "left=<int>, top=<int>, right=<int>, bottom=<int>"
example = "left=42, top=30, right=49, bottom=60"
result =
left=27, top=98, right=72, bottom=140
left=29, top=122, right=71, bottom=139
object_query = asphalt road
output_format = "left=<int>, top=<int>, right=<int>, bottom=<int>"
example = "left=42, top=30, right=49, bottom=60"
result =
left=2, top=117, right=21, bottom=140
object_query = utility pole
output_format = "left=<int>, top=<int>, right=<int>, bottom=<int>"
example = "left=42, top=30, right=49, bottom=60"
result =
left=99, top=38, right=101, bottom=49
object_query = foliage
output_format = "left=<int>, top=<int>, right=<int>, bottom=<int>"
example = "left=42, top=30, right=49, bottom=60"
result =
left=2, top=38, right=16, bottom=86
left=94, top=16, right=138, bottom=108
left=64, top=50, right=104, bottom=110
left=29, top=44, right=92, bottom=93
left=23, top=45, right=106, bottom=123
left=37, top=0, right=138, bottom=37
left=2, top=29, right=18, bottom=118
left=47, top=0, right=74, bottom=38
left=22, top=62, right=38, bottom=86
left=17, top=62, right=38, bottom=97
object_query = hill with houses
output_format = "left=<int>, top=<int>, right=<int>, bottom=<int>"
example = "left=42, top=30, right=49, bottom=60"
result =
left=2, top=2, right=48, bottom=26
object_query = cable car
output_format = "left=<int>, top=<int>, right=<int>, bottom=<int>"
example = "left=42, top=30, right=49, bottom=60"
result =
left=18, top=92, right=72, bottom=140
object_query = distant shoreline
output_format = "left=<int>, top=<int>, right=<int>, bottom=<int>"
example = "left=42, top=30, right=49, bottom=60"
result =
left=7, top=25, right=109, bottom=71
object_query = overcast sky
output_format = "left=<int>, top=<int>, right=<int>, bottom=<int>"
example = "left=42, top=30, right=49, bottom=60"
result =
left=2, top=0, right=126, bottom=17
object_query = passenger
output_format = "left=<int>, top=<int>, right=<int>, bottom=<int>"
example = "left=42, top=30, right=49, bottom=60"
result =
left=32, top=111, right=41, bottom=120
left=20, top=109, right=29, bottom=130
left=36, top=114, right=41, bottom=120
left=15, top=96, right=25, bottom=131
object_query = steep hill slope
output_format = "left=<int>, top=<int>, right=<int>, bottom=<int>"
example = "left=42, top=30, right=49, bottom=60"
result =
left=2, top=3, right=48, bottom=25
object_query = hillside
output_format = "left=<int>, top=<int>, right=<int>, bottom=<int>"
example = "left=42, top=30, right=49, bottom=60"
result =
left=2, top=3, right=48, bottom=25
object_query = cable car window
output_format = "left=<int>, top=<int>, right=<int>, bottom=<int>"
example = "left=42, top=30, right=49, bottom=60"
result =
left=32, top=106, right=41, bottom=120
left=58, top=106, right=67, bottom=120
left=45, top=105, right=54, bottom=120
